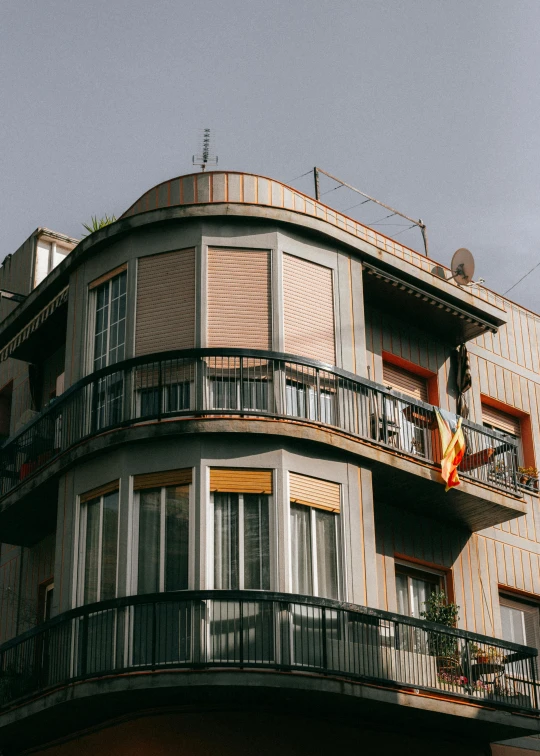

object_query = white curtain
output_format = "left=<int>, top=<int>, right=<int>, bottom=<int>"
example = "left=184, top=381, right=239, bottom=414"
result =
left=290, top=504, right=313, bottom=595
left=138, top=490, right=161, bottom=594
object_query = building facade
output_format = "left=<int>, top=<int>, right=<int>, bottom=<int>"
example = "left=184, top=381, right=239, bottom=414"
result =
left=0, top=172, right=539, bottom=754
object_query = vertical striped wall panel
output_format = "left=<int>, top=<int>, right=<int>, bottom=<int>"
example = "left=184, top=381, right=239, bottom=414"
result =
left=207, top=248, right=271, bottom=349
left=283, top=254, right=336, bottom=365
left=136, top=248, right=196, bottom=355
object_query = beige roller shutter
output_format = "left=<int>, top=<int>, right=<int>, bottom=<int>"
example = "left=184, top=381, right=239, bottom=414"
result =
left=283, top=254, right=335, bottom=365
left=133, top=468, right=192, bottom=490
left=289, top=472, right=340, bottom=512
left=482, top=404, right=521, bottom=437
left=382, top=362, right=428, bottom=403
left=210, top=468, right=273, bottom=494
left=136, top=248, right=195, bottom=356
left=208, top=248, right=271, bottom=349
left=80, top=480, right=119, bottom=504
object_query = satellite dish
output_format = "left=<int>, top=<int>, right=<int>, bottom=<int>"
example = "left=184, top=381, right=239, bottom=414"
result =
left=450, top=248, right=475, bottom=286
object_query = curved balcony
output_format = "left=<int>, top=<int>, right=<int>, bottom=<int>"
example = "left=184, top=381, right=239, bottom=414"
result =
left=0, top=349, right=520, bottom=502
left=0, top=590, right=537, bottom=715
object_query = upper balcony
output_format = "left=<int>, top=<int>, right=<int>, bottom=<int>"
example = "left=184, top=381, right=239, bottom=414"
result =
left=0, top=349, right=526, bottom=545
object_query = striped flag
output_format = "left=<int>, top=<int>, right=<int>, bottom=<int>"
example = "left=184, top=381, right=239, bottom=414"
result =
left=435, top=408, right=467, bottom=491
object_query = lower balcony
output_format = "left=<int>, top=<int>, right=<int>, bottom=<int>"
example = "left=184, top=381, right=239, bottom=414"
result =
left=0, top=591, right=538, bottom=725
left=0, top=349, right=524, bottom=544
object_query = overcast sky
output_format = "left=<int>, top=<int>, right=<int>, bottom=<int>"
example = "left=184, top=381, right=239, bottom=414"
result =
left=1, top=0, right=539, bottom=311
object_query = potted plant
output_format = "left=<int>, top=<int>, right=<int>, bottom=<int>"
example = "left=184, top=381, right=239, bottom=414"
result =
left=518, top=466, right=539, bottom=491
left=420, top=591, right=460, bottom=666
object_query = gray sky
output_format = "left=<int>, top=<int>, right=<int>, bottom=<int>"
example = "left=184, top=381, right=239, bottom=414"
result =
left=1, top=0, right=539, bottom=312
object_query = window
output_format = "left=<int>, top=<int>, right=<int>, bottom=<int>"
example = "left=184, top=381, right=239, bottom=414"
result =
left=395, top=563, right=443, bottom=619
left=482, top=403, right=523, bottom=462
left=38, top=579, right=54, bottom=622
left=500, top=595, right=540, bottom=688
left=135, top=483, right=190, bottom=594
left=93, top=270, right=127, bottom=371
left=34, top=239, right=71, bottom=288
left=289, top=473, right=340, bottom=600
left=382, top=361, right=430, bottom=456
left=213, top=493, right=270, bottom=590
left=90, top=269, right=127, bottom=429
left=500, top=595, right=540, bottom=650
left=78, top=488, right=119, bottom=605
left=211, top=468, right=273, bottom=591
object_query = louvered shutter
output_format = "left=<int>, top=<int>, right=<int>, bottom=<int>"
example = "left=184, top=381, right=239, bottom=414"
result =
left=207, top=249, right=271, bottom=349
left=80, top=480, right=119, bottom=504
left=133, top=468, right=192, bottom=490
left=210, top=469, right=273, bottom=494
left=382, top=362, right=428, bottom=403
left=283, top=254, right=336, bottom=366
left=482, top=404, right=521, bottom=437
left=289, top=472, right=340, bottom=512
left=136, top=248, right=195, bottom=356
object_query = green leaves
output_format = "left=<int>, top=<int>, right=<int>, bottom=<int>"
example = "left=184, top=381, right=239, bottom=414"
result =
left=420, top=591, right=460, bottom=628
left=82, top=214, right=117, bottom=237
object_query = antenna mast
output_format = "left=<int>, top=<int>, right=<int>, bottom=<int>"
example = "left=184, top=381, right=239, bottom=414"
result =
left=193, top=129, right=218, bottom=172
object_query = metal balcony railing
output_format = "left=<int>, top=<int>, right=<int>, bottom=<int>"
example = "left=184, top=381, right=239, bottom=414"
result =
left=0, top=349, right=520, bottom=497
left=0, top=591, right=537, bottom=713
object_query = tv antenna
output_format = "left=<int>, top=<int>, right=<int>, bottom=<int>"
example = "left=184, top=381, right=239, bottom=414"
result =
left=449, top=248, right=475, bottom=286
left=193, top=128, right=218, bottom=172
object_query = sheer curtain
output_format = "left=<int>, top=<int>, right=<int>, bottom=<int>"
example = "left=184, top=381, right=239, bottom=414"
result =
left=100, top=492, right=119, bottom=600
left=315, top=509, right=338, bottom=600
left=214, top=493, right=239, bottom=589
left=138, top=490, right=161, bottom=594
left=83, top=498, right=100, bottom=604
left=165, top=486, right=189, bottom=591
left=290, top=504, right=312, bottom=595
left=243, top=494, right=270, bottom=589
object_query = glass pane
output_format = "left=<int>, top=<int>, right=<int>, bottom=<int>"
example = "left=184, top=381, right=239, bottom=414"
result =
left=314, top=509, right=338, bottom=599
left=395, top=572, right=410, bottom=616
left=165, top=486, right=189, bottom=591
left=214, top=493, right=239, bottom=589
left=243, top=494, right=270, bottom=590
left=93, top=285, right=110, bottom=371
left=100, top=491, right=119, bottom=601
left=138, top=490, right=161, bottom=594
left=501, top=605, right=526, bottom=645
left=290, top=504, right=312, bottom=595
left=83, top=498, right=101, bottom=604
left=108, top=272, right=127, bottom=365
left=410, top=577, right=435, bottom=619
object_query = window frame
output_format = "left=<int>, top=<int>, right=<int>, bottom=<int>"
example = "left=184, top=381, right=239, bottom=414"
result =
left=76, top=489, right=120, bottom=607
left=288, top=500, right=342, bottom=600
left=131, top=481, right=194, bottom=595
left=86, top=268, right=128, bottom=376
left=394, top=560, right=446, bottom=619
left=210, top=490, right=273, bottom=591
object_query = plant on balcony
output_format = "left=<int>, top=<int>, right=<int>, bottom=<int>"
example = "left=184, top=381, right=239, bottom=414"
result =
left=518, top=466, right=539, bottom=491
left=82, top=214, right=117, bottom=237
left=420, top=591, right=460, bottom=662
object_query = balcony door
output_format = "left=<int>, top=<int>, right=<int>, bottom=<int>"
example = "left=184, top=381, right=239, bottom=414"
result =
left=381, top=361, right=429, bottom=456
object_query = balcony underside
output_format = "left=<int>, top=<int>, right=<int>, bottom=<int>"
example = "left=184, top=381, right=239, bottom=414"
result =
left=0, top=417, right=527, bottom=546
left=1, top=670, right=538, bottom=753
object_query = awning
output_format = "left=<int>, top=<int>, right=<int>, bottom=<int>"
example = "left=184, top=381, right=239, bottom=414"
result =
left=362, top=263, right=503, bottom=343
left=0, top=286, right=68, bottom=362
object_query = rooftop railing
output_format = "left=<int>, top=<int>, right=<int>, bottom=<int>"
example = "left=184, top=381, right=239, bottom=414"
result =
left=0, top=590, right=537, bottom=713
left=0, top=349, right=520, bottom=497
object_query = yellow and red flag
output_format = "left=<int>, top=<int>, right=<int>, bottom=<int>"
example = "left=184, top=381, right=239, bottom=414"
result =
left=434, top=408, right=467, bottom=491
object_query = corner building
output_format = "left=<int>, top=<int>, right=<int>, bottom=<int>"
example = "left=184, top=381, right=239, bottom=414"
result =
left=0, top=172, right=539, bottom=755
